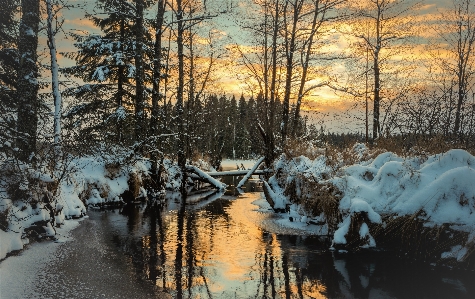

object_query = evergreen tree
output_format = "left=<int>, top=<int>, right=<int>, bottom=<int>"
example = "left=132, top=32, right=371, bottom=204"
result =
left=0, top=0, right=18, bottom=149
left=16, top=0, right=40, bottom=162
left=223, top=95, right=238, bottom=158
left=234, top=94, right=248, bottom=158
left=63, top=0, right=151, bottom=145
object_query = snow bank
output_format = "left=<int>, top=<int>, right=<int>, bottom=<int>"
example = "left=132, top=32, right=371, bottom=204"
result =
left=268, top=146, right=475, bottom=262
left=0, top=151, right=160, bottom=260
left=0, top=230, right=23, bottom=260
left=333, top=149, right=475, bottom=230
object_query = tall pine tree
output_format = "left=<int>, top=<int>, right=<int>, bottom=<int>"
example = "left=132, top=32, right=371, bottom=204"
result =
left=63, top=0, right=151, bottom=145
left=16, top=0, right=40, bottom=162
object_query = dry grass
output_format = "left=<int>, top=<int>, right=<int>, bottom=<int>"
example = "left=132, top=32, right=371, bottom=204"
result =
left=283, top=139, right=325, bottom=160
left=375, top=134, right=475, bottom=157
left=105, top=162, right=121, bottom=179
left=79, top=183, right=110, bottom=204
left=366, top=213, right=474, bottom=267
left=281, top=173, right=342, bottom=233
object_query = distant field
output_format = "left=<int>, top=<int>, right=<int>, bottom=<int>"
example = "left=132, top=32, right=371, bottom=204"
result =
left=220, top=159, right=259, bottom=171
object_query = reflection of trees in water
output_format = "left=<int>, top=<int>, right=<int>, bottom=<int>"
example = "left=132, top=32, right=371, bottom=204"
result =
left=114, top=198, right=475, bottom=299
left=142, top=203, right=167, bottom=290
left=174, top=201, right=185, bottom=299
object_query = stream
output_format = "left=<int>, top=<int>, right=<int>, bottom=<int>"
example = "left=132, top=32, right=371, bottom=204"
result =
left=81, top=176, right=475, bottom=298
left=2, top=177, right=475, bottom=298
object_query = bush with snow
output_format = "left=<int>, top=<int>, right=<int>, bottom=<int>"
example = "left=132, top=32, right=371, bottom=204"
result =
left=270, top=146, right=475, bottom=264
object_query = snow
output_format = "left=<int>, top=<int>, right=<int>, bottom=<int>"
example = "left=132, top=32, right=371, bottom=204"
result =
left=0, top=219, right=81, bottom=297
left=0, top=230, right=23, bottom=260
left=92, top=66, right=109, bottom=82
left=237, top=156, right=265, bottom=188
left=265, top=147, right=475, bottom=255
left=0, top=148, right=184, bottom=260
left=333, top=149, right=475, bottom=229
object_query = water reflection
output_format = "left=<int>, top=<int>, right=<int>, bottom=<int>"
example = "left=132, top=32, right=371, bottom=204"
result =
left=105, top=185, right=475, bottom=299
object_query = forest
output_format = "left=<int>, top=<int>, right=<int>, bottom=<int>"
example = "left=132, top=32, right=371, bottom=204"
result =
left=1, top=0, right=475, bottom=167
left=2, top=0, right=475, bottom=267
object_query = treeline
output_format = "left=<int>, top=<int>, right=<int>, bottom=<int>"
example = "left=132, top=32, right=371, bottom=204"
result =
left=3, top=0, right=475, bottom=191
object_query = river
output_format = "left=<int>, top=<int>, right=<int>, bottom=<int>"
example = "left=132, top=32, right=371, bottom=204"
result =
left=1, top=177, right=475, bottom=298
left=102, top=179, right=475, bottom=299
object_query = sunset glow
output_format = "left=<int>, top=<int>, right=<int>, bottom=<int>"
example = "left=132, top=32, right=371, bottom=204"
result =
left=38, top=0, right=475, bottom=131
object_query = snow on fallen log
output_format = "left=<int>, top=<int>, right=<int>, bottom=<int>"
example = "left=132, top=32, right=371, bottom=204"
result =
left=206, top=169, right=270, bottom=176
left=262, top=179, right=287, bottom=212
left=237, top=156, right=265, bottom=188
left=186, top=165, right=227, bottom=190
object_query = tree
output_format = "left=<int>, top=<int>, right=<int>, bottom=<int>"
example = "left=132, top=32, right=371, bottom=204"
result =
left=63, top=0, right=140, bottom=145
left=0, top=0, right=18, bottom=149
left=170, top=0, right=187, bottom=193
left=150, top=0, right=166, bottom=139
left=432, top=0, right=475, bottom=136
left=16, top=0, right=40, bottom=162
left=149, top=0, right=167, bottom=188
left=46, top=0, right=62, bottom=149
left=235, top=0, right=343, bottom=164
left=348, top=0, right=420, bottom=140
left=290, top=0, right=344, bottom=138
left=134, top=0, right=146, bottom=142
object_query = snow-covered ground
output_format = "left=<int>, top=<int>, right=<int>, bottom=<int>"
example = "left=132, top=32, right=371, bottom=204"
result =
left=266, top=145, right=475, bottom=262
left=0, top=218, right=81, bottom=298
left=0, top=152, right=155, bottom=260
left=0, top=213, right=164, bottom=299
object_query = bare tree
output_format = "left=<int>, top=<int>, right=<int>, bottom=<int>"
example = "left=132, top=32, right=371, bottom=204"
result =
left=46, top=0, right=62, bottom=150
left=290, top=0, right=345, bottom=138
left=236, top=0, right=344, bottom=157
left=432, top=0, right=475, bottom=136
left=348, top=0, right=420, bottom=140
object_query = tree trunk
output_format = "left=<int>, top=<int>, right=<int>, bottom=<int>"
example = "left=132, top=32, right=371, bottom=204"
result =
left=46, top=0, right=62, bottom=149
left=150, top=0, right=165, bottom=138
left=265, top=0, right=279, bottom=164
left=186, top=25, right=195, bottom=161
left=17, top=0, right=40, bottom=162
left=292, top=0, right=320, bottom=137
left=117, top=17, right=126, bottom=144
left=282, top=0, right=300, bottom=144
left=150, top=0, right=165, bottom=187
left=373, top=9, right=382, bottom=141
left=176, top=0, right=187, bottom=194
left=134, top=0, right=145, bottom=143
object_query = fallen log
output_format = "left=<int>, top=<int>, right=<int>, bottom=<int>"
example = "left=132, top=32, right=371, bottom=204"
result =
left=237, top=156, right=266, bottom=188
left=205, top=169, right=271, bottom=177
left=186, top=165, right=227, bottom=191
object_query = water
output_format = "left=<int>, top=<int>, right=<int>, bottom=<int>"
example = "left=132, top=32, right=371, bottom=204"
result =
left=93, top=177, right=475, bottom=299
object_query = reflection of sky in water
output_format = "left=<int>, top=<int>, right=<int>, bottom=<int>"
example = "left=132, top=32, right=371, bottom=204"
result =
left=108, top=192, right=475, bottom=299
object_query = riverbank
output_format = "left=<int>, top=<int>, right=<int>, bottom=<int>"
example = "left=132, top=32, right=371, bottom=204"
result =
left=265, top=145, right=475, bottom=268
left=2, top=190, right=475, bottom=298
left=0, top=213, right=168, bottom=299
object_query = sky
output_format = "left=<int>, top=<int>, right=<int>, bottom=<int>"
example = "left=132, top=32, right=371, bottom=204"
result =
left=45, top=0, right=460, bottom=132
